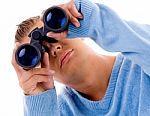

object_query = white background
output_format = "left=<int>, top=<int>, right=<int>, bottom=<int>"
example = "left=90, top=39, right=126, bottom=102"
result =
left=0, top=0, right=150, bottom=115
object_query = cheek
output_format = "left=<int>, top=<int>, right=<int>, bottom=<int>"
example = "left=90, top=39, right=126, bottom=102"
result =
left=52, top=54, right=87, bottom=84
left=61, top=55, right=83, bottom=76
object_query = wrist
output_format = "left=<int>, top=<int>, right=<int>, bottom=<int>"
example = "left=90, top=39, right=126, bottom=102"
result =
left=24, top=83, right=55, bottom=96
left=24, top=88, right=57, bottom=114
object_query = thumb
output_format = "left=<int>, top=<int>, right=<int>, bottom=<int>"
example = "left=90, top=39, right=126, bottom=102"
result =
left=41, top=52, right=50, bottom=68
left=41, top=52, right=55, bottom=90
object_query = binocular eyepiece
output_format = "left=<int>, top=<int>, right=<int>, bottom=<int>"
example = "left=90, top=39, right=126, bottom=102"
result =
left=15, top=6, right=69, bottom=69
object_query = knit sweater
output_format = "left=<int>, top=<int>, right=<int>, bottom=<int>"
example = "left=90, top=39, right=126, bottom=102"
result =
left=24, top=0, right=150, bottom=115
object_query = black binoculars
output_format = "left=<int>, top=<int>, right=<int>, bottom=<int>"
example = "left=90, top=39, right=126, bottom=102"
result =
left=15, top=6, right=69, bottom=69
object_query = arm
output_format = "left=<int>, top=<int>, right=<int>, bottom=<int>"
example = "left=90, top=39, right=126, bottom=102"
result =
left=11, top=44, right=58, bottom=116
left=68, top=0, right=150, bottom=75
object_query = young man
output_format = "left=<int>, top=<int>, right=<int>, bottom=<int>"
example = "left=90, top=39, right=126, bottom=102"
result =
left=12, top=0, right=150, bottom=115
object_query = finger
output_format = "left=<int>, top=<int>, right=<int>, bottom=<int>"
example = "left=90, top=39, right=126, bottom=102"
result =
left=19, top=68, right=54, bottom=83
left=70, top=16, right=80, bottom=27
left=31, top=68, right=54, bottom=76
left=11, top=42, right=23, bottom=73
left=47, top=31, right=67, bottom=39
left=41, top=52, right=50, bottom=68
left=40, top=75, right=54, bottom=90
left=20, top=75, right=50, bottom=94
left=66, top=9, right=80, bottom=27
left=21, top=75, right=50, bottom=89
left=41, top=52, right=55, bottom=75
left=69, top=3, right=83, bottom=19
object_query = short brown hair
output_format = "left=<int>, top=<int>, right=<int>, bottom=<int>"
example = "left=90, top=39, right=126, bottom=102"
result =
left=15, top=16, right=40, bottom=43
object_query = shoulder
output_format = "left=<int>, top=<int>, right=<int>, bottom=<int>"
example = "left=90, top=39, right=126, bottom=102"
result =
left=114, top=54, right=142, bottom=75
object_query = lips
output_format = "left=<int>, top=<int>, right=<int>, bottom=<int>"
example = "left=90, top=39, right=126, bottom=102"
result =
left=59, top=49, right=74, bottom=68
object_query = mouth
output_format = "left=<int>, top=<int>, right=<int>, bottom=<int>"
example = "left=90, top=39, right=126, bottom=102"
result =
left=59, top=49, right=74, bottom=68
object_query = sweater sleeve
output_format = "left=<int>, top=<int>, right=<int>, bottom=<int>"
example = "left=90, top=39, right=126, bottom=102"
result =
left=23, top=88, right=59, bottom=116
left=67, top=0, right=150, bottom=75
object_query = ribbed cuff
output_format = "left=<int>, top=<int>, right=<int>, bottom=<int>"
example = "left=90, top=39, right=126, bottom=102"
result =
left=67, top=0, right=95, bottom=38
left=24, top=88, right=58, bottom=116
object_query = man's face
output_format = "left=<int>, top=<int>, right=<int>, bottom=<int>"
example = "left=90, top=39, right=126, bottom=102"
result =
left=44, top=38, right=94, bottom=84
left=22, top=21, right=95, bottom=85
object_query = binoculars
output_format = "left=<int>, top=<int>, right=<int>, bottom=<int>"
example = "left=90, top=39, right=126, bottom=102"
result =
left=15, top=6, right=69, bottom=69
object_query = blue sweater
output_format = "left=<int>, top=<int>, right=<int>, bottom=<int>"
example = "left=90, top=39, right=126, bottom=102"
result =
left=24, top=0, right=150, bottom=115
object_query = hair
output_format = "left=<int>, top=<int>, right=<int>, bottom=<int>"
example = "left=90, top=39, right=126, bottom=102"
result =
left=15, top=16, right=40, bottom=43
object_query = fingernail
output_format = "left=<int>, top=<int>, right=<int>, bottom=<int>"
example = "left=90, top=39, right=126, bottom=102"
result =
left=75, top=22, right=80, bottom=27
left=78, top=13, right=83, bottom=19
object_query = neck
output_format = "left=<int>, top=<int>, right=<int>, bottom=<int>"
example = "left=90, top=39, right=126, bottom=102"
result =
left=68, top=54, right=116, bottom=101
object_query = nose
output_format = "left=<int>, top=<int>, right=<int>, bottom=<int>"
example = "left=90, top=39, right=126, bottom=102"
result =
left=51, top=43, right=62, bottom=57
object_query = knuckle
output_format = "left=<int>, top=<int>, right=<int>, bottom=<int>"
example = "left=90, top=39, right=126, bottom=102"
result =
left=69, top=15, right=74, bottom=21
left=30, top=68, right=36, bottom=73
left=32, top=75, right=38, bottom=82
left=70, top=17, right=77, bottom=23
left=43, top=68, right=50, bottom=74
left=45, top=76, right=49, bottom=81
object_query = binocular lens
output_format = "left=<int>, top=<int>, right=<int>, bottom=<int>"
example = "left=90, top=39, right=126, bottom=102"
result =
left=44, top=7, right=68, bottom=32
left=16, top=44, right=41, bottom=68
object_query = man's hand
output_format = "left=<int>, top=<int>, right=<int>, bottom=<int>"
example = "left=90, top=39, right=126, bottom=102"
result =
left=42, top=0, right=83, bottom=39
left=12, top=42, right=55, bottom=95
